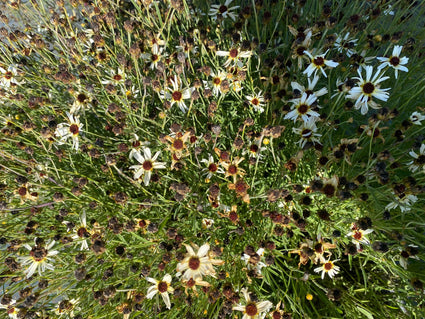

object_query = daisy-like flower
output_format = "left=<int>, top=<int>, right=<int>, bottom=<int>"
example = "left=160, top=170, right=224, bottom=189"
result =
left=292, top=117, right=321, bottom=148
left=141, top=44, right=166, bottom=70
left=346, top=224, right=373, bottom=251
left=284, top=93, right=320, bottom=123
left=0, top=64, right=24, bottom=91
left=233, top=288, right=273, bottom=319
left=216, top=47, right=252, bottom=68
left=18, top=239, right=59, bottom=279
left=101, top=68, right=126, bottom=85
left=241, top=248, right=268, bottom=276
left=246, top=91, right=266, bottom=113
left=68, top=211, right=90, bottom=250
left=303, top=50, right=338, bottom=78
left=146, top=274, right=174, bottom=310
left=377, top=45, right=409, bottom=79
left=69, top=90, right=93, bottom=115
left=129, top=147, right=166, bottom=186
left=385, top=193, right=418, bottom=212
left=202, top=218, right=214, bottom=229
left=334, top=32, right=358, bottom=57
left=346, top=66, right=390, bottom=115
left=221, top=157, right=245, bottom=183
left=209, top=0, right=239, bottom=22
left=129, top=134, right=150, bottom=161
left=0, top=299, right=19, bottom=319
left=407, top=144, right=425, bottom=172
left=163, top=75, right=194, bottom=113
left=290, top=27, right=313, bottom=70
left=312, top=235, right=337, bottom=264
left=314, top=259, right=340, bottom=279
left=205, top=70, right=227, bottom=96
left=201, top=154, right=225, bottom=182
left=291, top=75, right=328, bottom=99
left=54, top=112, right=83, bottom=151
left=54, top=298, right=80, bottom=317
left=410, top=111, right=425, bottom=125
left=176, top=243, right=224, bottom=281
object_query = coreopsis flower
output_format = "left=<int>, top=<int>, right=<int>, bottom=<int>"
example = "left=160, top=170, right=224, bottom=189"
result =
left=209, top=0, right=239, bottom=22
left=314, top=259, right=340, bottom=279
left=205, top=70, right=227, bottom=96
left=54, top=298, right=80, bottom=317
left=246, top=91, right=266, bottom=113
left=385, top=193, right=418, bottom=212
left=0, top=299, right=19, bottom=319
left=146, top=274, right=174, bottom=309
left=407, top=144, right=425, bottom=172
left=69, top=90, right=93, bottom=115
left=141, top=44, right=165, bottom=70
left=290, top=27, right=313, bottom=70
left=377, top=45, right=409, bottom=79
left=241, top=248, right=268, bottom=276
left=346, top=224, right=373, bottom=250
left=18, top=239, right=59, bottom=279
left=54, top=112, right=83, bottom=151
left=312, top=235, right=337, bottom=264
left=221, top=157, right=245, bottom=183
left=347, top=66, right=390, bottom=115
left=292, top=117, right=321, bottom=148
left=289, top=241, right=314, bottom=267
left=101, top=68, right=126, bottom=85
left=410, top=111, right=425, bottom=125
left=129, top=148, right=166, bottom=186
left=176, top=243, right=224, bottom=281
left=0, top=64, right=24, bottom=91
left=201, top=154, right=225, bottom=181
left=291, top=75, right=328, bottom=99
left=164, top=130, right=191, bottom=161
left=202, top=218, right=214, bottom=229
left=163, top=75, right=194, bottom=113
left=284, top=92, right=319, bottom=123
left=303, top=50, right=338, bottom=78
left=68, top=211, right=90, bottom=250
left=233, top=288, right=273, bottom=319
left=216, top=47, right=252, bottom=68
left=334, top=32, right=357, bottom=57
left=128, top=134, right=150, bottom=161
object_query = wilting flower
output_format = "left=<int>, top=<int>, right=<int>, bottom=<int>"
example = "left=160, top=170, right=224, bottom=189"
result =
left=407, top=144, right=425, bottom=172
left=18, top=239, right=59, bottom=278
left=292, top=117, right=321, bottom=148
left=385, top=193, right=418, bottom=212
left=70, top=90, right=93, bottom=115
left=284, top=92, right=319, bottom=123
left=346, top=224, right=373, bottom=250
left=314, top=259, right=340, bottom=279
left=334, top=32, right=357, bottom=57
left=377, top=45, right=409, bottom=79
left=146, top=274, right=174, bottom=309
left=54, top=112, right=83, bottom=151
left=209, top=0, right=239, bottom=22
left=241, top=248, right=268, bottom=276
left=216, top=47, right=252, bottom=68
left=303, top=50, right=338, bottom=78
left=54, top=298, right=80, bottom=317
left=67, top=211, right=90, bottom=250
left=101, top=68, right=126, bottom=85
left=346, top=66, right=390, bottom=115
left=129, top=148, right=166, bottom=186
left=232, top=288, right=273, bottom=319
left=246, top=91, right=266, bottom=113
left=410, top=111, right=425, bottom=125
left=291, top=75, right=328, bottom=99
left=176, top=243, right=224, bottom=281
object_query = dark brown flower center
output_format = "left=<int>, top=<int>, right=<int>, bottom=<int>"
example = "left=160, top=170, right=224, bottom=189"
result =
left=314, top=243, right=323, bottom=253
left=313, top=56, right=325, bottom=66
left=18, top=187, right=27, bottom=196
left=362, top=82, right=375, bottom=94
left=296, top=46, right=306, bottom=56
left=245, top=302, right=258, bottom=316
left=353, top=231, right=363, bottom=240
left=324, top=262, right=333, bottom=270
left=172, top=91, right=183, bottom=101
left=219, top=5, right=228, bottom=13
left=305, top=89, right=314, bottom=97
left=229, top=211, right=238, bottom=222
left=173, top=139, right=184, bottom=150
left=417, top=155, right=425, bottom=164
left=228, top=164, right=237, bottom=175
left=151, top=54, right=159, bottom=62
left=301, top=129, right=312, bottom=137
left=142, top=160, right=153, bottom=171
left=298, top=104, right=309, bottom=114
left=213, top=77, right=221, bottom=85
left=235, top=180, right=247, bottom=193
left=30, top=247, right=48, bottom=262
left=77, top=93, right=88, bottom=103
left=77, top=227, right=88, bottom=237
left=157, top=281, right=168, bottom=293
left=187, top=278, right=195, bottom=287
left=188, top=256, right=201, bottom=270
left=389, top=56, right=400, bottom=66
left=5, top=71, right=13, bottom=80
left=208, top=163, right=218, bottom=172
left=69, top=124, right=79, bottom=135
left=251, top=98, right=259, bottom=106
left=250, top=144, right=259, bottom=153
left=229, top=48, right=238, bottom=58
left=113, top=74, right=122, bottom=81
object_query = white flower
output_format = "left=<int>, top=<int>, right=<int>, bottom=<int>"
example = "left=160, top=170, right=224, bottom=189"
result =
left=241, top=248, right=268, bottom=276
left=162, top=75, right=194, bottom=113
left=246, top=90, right=266, bottom=113
left=54, top=112, right=83, bottom=151
left=303, top=50, right=338, bottom=78
left=314, top=259, right=340, bottom=279
left=128, top=134, right=150, bottom=161
left=407, top=144, right=425, bottom=172
left=54, top=298, right=80, bottom=317
left=377, top=45, right=409, bottom=79
left=70, top=90, right=92, bottom=115
left=201, top=154, right=225, bottom=181
left=67, top=211, right=90, bottom=250
left=0, top=64, right=24, bottom=91
left=176, top=243, right=224, bottom=281
left=232, top=288, right=273, bottom=319
left=209, top=0, right=239, bottom=22
left=410, top=111, right=425, bottom=125
left=101, top=68, right=126, bottom=85
left=292, top=117, right=321, bottom=148
left=291, top=75, right=328, bottom=99
left=18, top=239, right=59, bottom=279
left=129, top=148, right=166, bottom=186
left=385, top=194, right=418, bottom=212
left=346, top=225, right=373, bottom=251
left=202, top=218, right=214, bottom=229
left=204, top=70, right=227, bottom=96
left=216, top=47, right=252, bottom=68
left=146, top=274, right=174, bottom=309
left=0, top=299, right=19, bottom=319
left=284, top=92, right=320, bottom=123
left=141, top=44, right=165, bottom=70
left=334, top=32, right=357, bottom=57
left=346, top=66, right=390, bottom=115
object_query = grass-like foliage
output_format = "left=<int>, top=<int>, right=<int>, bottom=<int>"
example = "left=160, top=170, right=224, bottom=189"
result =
left=1, top=0, right=425, bottom=318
